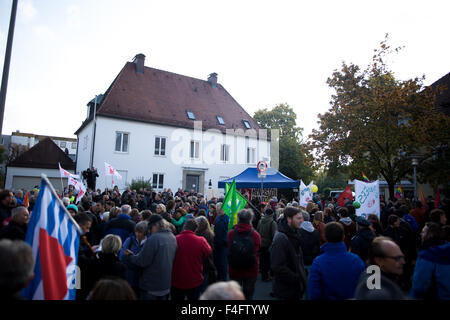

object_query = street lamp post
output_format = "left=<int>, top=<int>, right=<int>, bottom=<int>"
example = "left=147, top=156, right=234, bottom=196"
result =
left=411, top=158, right=419, bottom=201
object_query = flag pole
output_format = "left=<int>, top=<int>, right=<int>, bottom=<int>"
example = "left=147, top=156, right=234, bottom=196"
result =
left=40, top=173, right=82, bottom=235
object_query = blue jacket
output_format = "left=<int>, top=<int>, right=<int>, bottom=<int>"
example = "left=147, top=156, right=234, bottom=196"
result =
left=410, top=242, right=450, bottom=300
left=403, top=214, right=419, bottom=233
left=118, top=234, right=146, bottom=289
left=213, top=214, right=229, bottom=248
left=103, top=214, right=136, bottom=243
left=308, top=242, right=365, bottom=300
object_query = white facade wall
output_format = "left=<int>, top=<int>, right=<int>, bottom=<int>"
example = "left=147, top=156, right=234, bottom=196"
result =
left=77, top=117, right=271, bottom=193
left=76, top=122, right=94, bottom=173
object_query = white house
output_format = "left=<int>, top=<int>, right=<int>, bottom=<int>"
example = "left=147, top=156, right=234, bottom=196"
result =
left=75, top=54, right=271, bottom=193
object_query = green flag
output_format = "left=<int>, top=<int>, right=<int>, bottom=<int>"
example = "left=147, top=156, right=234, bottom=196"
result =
left=225, top=182, right=230, bottom=195
left=221, top=179, right=247, bottom=231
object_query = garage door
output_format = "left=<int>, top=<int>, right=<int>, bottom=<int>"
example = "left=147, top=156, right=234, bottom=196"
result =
left=12, top=176, right=68, bottom=192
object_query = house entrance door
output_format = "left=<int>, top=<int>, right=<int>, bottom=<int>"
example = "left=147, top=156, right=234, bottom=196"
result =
left=186, top=175, right=200, bottom=193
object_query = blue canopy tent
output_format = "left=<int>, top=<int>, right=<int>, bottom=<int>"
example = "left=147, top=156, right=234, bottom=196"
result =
left=218, top=167, right=300, bottom=189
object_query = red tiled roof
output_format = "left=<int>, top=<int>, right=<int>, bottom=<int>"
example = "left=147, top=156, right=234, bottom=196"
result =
left=76, top=61, right=261, bottom=134
left=8, top=138, right=75, bottom=170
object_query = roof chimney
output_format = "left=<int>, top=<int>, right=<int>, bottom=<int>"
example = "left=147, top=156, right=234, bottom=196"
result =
left=133, top=53, right=146, bottom=74
left=208, top=73, right=218, bottom=88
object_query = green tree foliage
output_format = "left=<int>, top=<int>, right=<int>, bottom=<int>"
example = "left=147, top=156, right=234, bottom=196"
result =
left=254, top=103, right=313, bottom=185
left=315, top=168, right=349, bottom=198
left=308, top=35, right=450, bottom=197
left=129, top=177, right=152, bottom=191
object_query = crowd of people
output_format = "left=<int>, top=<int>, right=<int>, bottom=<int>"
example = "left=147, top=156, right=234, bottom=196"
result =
left=0, top=185, right=449, bottom=300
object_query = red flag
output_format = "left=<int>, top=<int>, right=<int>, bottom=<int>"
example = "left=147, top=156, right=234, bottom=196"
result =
left=23, top=192, right=29, bottom=208
left=435, top=188, right=440, bottom=209
left=338, top=185, right=353, bottom=207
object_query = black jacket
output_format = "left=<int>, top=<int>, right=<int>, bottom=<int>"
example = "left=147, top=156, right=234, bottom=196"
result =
left=0, top=203, right=12, bottom=228
left=298, top=225, right=320, bottom=266
left=0, top=221, right=27, bottom=241
left=81, top=252, right=126, bottom=299
left=270, top=219, right=307, bottom=299
left=350, top=227, right=375, bottom=264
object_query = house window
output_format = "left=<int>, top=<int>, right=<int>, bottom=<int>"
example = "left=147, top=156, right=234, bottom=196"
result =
left=154, top=136, right=166, bottom=156
left=60, top=141, right=66, bottom=148
left=83, top=136, right=88, bottom=151
left=190, top=140, right=200, bottom=159
left=187, top=111, right=196, bottom=120
left=152, top=173, right=164, bottom=189
left=115, top=132, right=129, bottom=152
left=217, top=116, right=225, bottom=125
left=71, top=142, right=77, bottom=149
left=243, top=120, right=251, bottom=129
left=220, top=144, right=230, bottom=162
left=247, top=147, right=256, bottom=164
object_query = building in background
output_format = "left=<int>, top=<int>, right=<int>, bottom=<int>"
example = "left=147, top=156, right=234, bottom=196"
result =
left=75, top=54, right=271, bottom=193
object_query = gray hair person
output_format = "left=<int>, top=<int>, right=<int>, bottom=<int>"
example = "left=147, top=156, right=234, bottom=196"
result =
left=0, top=239, right=34, bottom=299
left=121, top=204, right=132, bottom=215
left=124, top=214, right=177, bottom=300
left=0, top=207, right=30, bottom=241
left=62, top=197, right=71, bottom=207
left=237, top=209, right=254, bottom=225
left=200, top=281, right=245, bottom=300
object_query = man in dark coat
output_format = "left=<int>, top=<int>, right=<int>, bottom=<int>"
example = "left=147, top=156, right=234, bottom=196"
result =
left=0, top=190, right=14, bottom=229
left=350, top=216, right=376, bottom=265
left=298, top=211, right=320, bottom=267
left=103, top=204, right=136, bottom=243
left=270, top=207, right=307, bottom=300
left=0, top=207, right=29, bottom=241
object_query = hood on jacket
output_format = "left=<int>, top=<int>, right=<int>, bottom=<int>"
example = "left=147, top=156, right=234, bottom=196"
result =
left=232, top=222, right=253, bottom=233
left=419, top=243, right=450, bottom=265
left=340, top=217, right=353, bottom=226
left=300, top=221, right=315, bottom=233
left=260, top=214, right=274, bottom=225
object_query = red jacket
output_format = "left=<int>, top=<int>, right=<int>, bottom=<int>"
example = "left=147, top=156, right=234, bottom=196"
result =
left=171, top=230, right=212, bottom=289
left=227, top=223, right=261, bottom=279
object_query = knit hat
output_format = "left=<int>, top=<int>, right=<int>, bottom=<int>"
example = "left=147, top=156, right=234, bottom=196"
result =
left=67, top=204, right=79, bottom=213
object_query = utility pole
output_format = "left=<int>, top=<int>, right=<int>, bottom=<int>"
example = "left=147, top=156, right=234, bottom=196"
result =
left=0, top=0, right=19, bottom=135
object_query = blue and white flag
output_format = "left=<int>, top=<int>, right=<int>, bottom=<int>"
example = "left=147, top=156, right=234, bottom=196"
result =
left=22, top=176, right=82, bottom=300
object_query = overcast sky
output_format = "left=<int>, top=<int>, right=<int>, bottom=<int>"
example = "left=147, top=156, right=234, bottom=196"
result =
left=1, top=0, right=449, bottom=141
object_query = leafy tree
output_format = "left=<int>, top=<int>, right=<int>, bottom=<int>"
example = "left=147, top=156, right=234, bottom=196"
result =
left=254, top=103, right=313, bottom=185
left=6, top=143, right=29, bottom=165
left=315, top=168, right=349, bottom=198
left=308, top=35, right=450, bottom=198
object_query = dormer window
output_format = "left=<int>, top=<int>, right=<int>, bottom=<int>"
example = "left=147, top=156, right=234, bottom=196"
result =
left=187, top=111, right=196, bottom=120
left=243, top=120, right=251, bottom=129
left=217, top=116, right=225, bottom=125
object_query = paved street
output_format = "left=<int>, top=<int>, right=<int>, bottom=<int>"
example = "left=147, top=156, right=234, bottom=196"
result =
left=253, top=274, right=276, bottom=300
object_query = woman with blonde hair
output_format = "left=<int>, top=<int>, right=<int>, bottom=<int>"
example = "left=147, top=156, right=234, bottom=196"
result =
left=87, top=234, right=126, bottom=298
left=156, top=203, right=166, bottom=214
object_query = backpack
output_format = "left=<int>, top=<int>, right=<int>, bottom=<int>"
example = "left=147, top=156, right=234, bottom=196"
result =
left=228, top=227, right=256, bottom=269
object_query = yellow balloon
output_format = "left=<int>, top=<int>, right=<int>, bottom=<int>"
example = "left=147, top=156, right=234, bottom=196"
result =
left=311, top=185, right=318, bottom=193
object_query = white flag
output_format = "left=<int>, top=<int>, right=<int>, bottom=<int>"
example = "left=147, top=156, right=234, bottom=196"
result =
left=104, top=162, right=122, bottom=179
left=76, top=182, right=87, bottom=203
left=59, top=163, right=80, bottom=179
left=355, top=180, right=380, bottom=218
left=300, top=180, right=313, bottom=207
